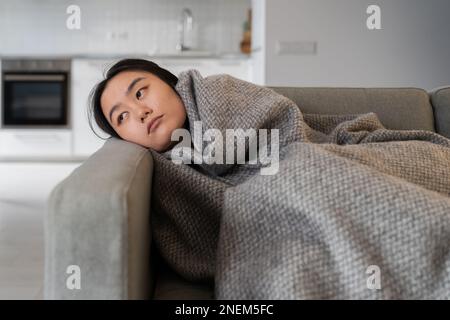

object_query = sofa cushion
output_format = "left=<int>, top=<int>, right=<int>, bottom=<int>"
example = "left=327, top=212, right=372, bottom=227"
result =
left=429, top=86, right=450, bottom=139
left=270, top=87, right=435, bottom=133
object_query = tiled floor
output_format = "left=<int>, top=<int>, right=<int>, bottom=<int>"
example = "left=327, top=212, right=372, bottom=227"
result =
left=0, top=162, right=82, bottom=300
left=0, top=199, right=45, bottom=299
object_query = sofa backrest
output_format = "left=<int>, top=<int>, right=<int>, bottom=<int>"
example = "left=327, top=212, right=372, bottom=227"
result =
left=270, top=87, right=435, bottom=133
left=429, top=86, right=450, bottom=139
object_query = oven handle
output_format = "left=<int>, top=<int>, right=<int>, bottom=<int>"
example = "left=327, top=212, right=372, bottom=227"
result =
left=3, top=74, right=66, bottom=81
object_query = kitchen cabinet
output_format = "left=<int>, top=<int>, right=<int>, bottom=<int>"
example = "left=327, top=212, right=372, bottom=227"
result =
left=71, top=59, right=113, bottom=157
left=0, top=58, right=75, bottom=159
left=71, top=57, right=252, bottom=157
left=0, top=130, right=72, bottom=158
left=155, top=58, right=252, bottom=81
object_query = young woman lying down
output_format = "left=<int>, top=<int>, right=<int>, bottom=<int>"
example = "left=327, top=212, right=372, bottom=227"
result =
left=88, top=58, right=450, bottom=299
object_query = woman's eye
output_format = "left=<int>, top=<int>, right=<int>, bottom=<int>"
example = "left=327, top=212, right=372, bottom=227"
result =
left=117, top=112, right=127, bottom=124
left=136, top=88, right=144, bottom=100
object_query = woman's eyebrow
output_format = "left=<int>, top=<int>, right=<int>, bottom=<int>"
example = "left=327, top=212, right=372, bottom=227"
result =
left=109, top=104, right=122, bottom=123
left=125, top=77, right=146, bottom=96
left=108, top=77, right=146, bottom=123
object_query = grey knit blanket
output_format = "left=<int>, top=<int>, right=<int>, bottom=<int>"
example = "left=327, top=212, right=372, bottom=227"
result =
left=149, top=70, right=450, bottom=299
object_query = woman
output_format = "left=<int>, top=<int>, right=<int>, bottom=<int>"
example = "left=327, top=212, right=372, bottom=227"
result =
left=89, top=58, right=188, bottom=153
left=88, top=58, right=235, bottom=284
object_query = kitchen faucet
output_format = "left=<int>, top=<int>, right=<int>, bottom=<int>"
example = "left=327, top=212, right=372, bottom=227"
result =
left=176, top=8, right=193, bottom=52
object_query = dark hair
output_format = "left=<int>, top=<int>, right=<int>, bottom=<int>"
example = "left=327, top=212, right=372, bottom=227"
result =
left=88, top=58, right=178, bottom=139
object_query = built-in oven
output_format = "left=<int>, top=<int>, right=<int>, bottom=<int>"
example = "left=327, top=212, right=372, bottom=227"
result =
left=1, top=59, right=70, bottom=128
left=0, top=59, right=72, bottom=158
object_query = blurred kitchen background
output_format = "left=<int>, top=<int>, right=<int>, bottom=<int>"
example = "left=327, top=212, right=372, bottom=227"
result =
left=1, top=0, right=450, bottom=299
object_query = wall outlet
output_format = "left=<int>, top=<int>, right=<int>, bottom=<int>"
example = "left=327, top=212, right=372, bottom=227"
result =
left=105, top=31, right=129, bottom=41
left=275, top=40, right=317, bottom=55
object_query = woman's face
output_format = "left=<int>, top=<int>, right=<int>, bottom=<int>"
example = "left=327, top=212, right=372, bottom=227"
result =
left=100, top=70, right=186, bottom=152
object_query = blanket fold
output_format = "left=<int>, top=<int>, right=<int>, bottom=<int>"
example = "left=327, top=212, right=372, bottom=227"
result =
left=150, top=70, right=450, bottom=299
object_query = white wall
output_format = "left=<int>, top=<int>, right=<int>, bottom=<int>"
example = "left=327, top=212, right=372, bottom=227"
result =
left=0, top=0, right=250, bottom=56
left=260, top=0, right=450, bottom=90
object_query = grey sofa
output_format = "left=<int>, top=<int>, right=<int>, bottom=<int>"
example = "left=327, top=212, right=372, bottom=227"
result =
left=44, top=86, right=450, bottom=300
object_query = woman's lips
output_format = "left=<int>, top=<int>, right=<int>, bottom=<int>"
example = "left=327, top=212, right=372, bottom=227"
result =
left=147, top=114, right=164, bottom=134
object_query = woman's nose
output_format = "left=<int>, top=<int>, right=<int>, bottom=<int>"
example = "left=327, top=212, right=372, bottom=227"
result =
left=138, top=109, right=152, bottom=122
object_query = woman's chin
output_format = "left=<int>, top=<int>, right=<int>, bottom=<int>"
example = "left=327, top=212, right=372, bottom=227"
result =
left=146, top=140, right=171, bottom=153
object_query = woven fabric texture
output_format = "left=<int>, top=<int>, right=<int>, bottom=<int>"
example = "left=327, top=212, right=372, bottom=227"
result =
left=150, top=70, right=450, bottom=299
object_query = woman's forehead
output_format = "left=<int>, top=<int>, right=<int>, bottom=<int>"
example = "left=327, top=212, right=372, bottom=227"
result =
left=101, top=71, right=155, bottom=106
left=107, top=70, right=155, bottom=89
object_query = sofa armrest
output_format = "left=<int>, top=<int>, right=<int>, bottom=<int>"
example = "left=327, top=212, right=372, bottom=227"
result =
left=430, top=86, right=450, bottom=139
left=44, top=138, right=154, bottom=299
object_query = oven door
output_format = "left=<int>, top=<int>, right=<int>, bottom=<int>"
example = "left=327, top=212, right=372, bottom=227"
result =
left=2, top=73, right=68, bottom=127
